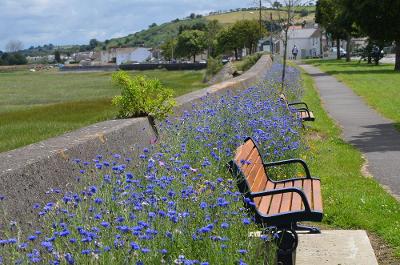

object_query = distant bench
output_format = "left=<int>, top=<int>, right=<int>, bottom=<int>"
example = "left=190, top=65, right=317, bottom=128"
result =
left=229, top=138, right=323, bottom=264
left=280, top=94, right=315, bottom=122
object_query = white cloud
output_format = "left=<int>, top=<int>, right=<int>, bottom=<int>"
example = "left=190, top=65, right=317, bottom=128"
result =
left=0, top=0, right=250, bottom=50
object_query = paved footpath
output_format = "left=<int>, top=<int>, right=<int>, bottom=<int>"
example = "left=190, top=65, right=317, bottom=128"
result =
left=299, top=64, right=400, bottom=199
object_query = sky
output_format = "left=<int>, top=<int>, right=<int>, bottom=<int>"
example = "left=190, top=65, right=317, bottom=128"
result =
left=0, top=0, right=259, bottom=51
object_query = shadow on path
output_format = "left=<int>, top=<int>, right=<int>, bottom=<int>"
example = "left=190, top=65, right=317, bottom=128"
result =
left=308, top=72, right=330, bottom=78
left=349, top=123, right=400, bottom=153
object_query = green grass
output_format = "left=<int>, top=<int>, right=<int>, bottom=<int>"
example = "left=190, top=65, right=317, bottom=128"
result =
left=0, top=69, right=206, bottom=152
left=299, top=67, right=400, bottom=257
left=305, top=59, right=400, bottom=130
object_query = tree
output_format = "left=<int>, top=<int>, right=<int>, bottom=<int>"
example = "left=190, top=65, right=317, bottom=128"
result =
left=0, top=52, right=27, bottom=65
left=352, top=0, right=400, bottom=71
left=217, top=26, right=241, bottom=60
left=149, top=23, right=157, bottom=28
left=161, top=39, right=177, bottom=61
left=54, top=50, right=61, bottom=63
left=272, top=1, right=283, bottom=8
left=5, top=40, right=23, bottom=53
left=89, top=39, right=98, bottom=50
left=206, top=20, right=222, bottom=58
left=175, top=30, right=207, bottom=62
left=232, top=20, right=266, bottom=54
left=316, top=0, right=357, bottom=61
left=217, top=20, right=266, bottom=59
left=316, top=0, right=345, bottom=60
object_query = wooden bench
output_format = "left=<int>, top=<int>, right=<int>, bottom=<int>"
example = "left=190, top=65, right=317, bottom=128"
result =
left=280, top=94, right=315, bottom=122
left=229, top=138, right=323, bottom=263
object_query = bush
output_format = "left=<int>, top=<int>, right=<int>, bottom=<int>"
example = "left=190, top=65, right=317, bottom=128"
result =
left=236, top=53, right=262, bottom=72
left=112, top=71, right=176, bottom=120
left=206, top=56, right=223, bottom=76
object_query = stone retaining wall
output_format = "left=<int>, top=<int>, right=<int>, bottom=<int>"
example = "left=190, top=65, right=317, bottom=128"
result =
left=0, top=55, right=272, bottom=229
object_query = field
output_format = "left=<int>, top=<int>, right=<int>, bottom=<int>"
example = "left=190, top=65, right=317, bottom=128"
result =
left=206, top=8, right=315, bottom=25
left=0, top=69, right=206, bottom=152
left=305, top=59, right=400, bottom=130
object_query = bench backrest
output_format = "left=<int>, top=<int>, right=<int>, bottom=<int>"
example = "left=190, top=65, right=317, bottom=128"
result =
left=231, top=138, right=270, bottom=198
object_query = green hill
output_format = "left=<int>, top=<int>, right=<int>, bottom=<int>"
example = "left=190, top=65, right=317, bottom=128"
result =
left=97, top=18, right=208, bottom=50
left=97, top=6, right=316, bottom=50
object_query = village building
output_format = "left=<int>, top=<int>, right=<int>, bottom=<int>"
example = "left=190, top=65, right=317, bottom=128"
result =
left=115, top=47, right=152, bottom=65
left=278, top=27, right=323, bottom=59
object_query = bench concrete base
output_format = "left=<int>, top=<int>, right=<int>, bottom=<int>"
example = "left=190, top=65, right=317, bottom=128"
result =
left=297, top=230, right=378, bottom=265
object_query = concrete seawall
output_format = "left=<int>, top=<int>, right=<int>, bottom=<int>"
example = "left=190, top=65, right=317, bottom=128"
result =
left=0, top=55, right=273, bottom=228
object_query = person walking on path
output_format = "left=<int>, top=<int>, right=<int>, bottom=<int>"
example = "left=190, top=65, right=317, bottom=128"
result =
left=292, top=45, right=299, bottom=60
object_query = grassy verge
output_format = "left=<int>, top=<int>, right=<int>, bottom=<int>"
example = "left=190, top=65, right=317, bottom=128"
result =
left=0, top=69, right=206, bottom=152
left=232, top=53, right=263, bottom=72
left=299, top=67, right=400, bottom=257
left=305, top=59, right=400, bottom=130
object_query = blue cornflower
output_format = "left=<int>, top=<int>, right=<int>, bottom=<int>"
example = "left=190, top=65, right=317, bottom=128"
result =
left=41, top=241, right=53, bottom=252
left=64, top=253, right=74, bottom=265
left=238, top=249, right=248, bottom=254
left=89, top=186, right=97, bottom=194
left=81, top=249, right=91, bottom=255
left=221, top=222, right=229, bottom=229
left=242, top=218, right=251, bottom=225
left=60, top=230, right=70, bottom=237
left=200, top=201, right=207, bottom=209
left=101, top=221, right=110, bottom=228
left=238, top=259, right=248, bottom=265
left=141, top=248, right=150, bottom=253
left=130, top=241, right=140, bottom=250
left=28, top=235, right=37, bottom=241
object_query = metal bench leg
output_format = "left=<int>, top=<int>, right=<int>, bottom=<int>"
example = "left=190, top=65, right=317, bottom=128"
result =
left=294, top=223, right=321, bottom=234
left=276, top=229, right=298, bottom=265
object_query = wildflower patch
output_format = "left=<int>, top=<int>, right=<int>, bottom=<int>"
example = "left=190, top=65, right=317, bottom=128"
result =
left=0, top=63, right=304, bottom=264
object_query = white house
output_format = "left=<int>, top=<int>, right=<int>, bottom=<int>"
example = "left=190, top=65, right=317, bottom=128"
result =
left=116, top=47, right=152, bottom=65
left=100, top=48, right=117, bottom=64
left=279, top=27, right=322, bottom=59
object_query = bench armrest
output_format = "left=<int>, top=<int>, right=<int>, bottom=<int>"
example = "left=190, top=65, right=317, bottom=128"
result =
left=288, top=102, right=309, bottom=109
left=264, top=159, right=311, bottom=178
left=249, top=187, right=311, bottom=212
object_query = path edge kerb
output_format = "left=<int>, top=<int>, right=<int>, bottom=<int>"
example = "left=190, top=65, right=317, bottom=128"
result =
left=0, top=55, right=273, bottom=226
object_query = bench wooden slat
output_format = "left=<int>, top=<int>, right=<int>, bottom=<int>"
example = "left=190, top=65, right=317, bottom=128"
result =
left=247, top=156, right=263, bottom=187
left=312, top=180, right=323, bottom=212
left=303, top=179, right=313, bottom=209
left=251, top=166, right=268, bottom=193
left=235, top=140, right=255, bottom=162
left=243, top=148, right=261, bottom=176
left=279, top=181, right=293, bottom=213
left=257, top=181, right=275, bottom=213
left=300, top=111, right=314, bottom=120
left=268, top=183, right=285, bottom=215
left=292, top=180, right=303, bottom=211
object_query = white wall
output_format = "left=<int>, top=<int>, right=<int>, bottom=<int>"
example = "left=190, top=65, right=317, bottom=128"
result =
left=116, top=48, right=152, bottom=65
left=280, top=37, right=321, bottom=59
